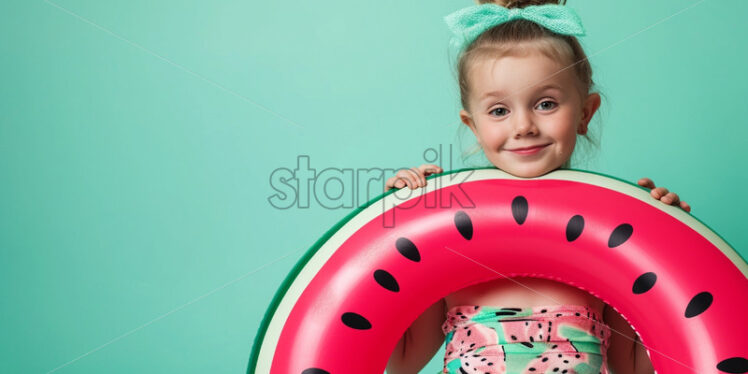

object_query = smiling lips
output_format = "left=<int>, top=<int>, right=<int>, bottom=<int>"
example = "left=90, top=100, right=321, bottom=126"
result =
left=507, top=143, right=550, bottom=155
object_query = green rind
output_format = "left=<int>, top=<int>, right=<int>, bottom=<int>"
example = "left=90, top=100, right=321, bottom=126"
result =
left=246, top=167, right=744, bottom=373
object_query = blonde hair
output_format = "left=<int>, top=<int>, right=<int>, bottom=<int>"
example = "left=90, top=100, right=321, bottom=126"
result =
left=456, top=0, right=605, bottom=170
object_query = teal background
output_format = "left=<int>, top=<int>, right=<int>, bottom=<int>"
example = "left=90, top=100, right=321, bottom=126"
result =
left=1, top=0, right=746, bottom=373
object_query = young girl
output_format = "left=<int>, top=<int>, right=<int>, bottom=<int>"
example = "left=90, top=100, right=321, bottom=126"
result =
left=384, top=1, right=690, bottom=373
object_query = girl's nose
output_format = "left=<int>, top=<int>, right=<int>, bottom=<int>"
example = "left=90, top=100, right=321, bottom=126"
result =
left=512, top=111, right=539, bottom=137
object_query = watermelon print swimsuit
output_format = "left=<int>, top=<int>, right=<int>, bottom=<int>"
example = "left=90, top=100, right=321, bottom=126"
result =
left=441, top=305, right=611, bottom=374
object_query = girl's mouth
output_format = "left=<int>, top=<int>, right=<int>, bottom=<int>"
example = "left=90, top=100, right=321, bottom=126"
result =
left=508, top=144, right=549, bottom=155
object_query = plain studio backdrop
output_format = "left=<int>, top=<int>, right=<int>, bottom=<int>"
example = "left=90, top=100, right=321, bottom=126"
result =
left=1, top=0, right=746, bottom=373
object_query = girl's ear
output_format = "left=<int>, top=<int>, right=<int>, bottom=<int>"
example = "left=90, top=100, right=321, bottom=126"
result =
left=460, top=109, right=481, bottom=143
left=460, top=109, right=475, bottom=130
left=579, top=93, right=601, bottom=134
left=577, top=122, right=589, bottom=135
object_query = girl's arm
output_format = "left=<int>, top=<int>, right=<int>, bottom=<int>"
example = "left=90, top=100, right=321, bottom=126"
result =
left=633, top=335, right=656, bottom=374
left=603, top=303, right=656, bottom=374
left=604, top=303, right=635, bottom=374
left=386, top=298, right=447, bottom=374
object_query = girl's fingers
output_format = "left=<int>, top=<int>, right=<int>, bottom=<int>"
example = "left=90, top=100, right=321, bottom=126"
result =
left=410, top=167, right=426, bottom=187
left=396, top=170, right=418, bottom=189
left=407, top=173, right=421, bottom=189
left=423, top=168, right=439, bottom=176
left=401, top=175, right=416, bottom=189
left=661, top=192, right=679, bottom=204
left=638, top=180, right=689, bottom=212
left=638, top=178, right=655, bottom=189
left=387, top=177, right=404, bottom=191
left=651, top=187, right=669, bottom=199
left=389, top=165, right=444, bottom=191
left=419, top=164, right=443, bottom=176
left=400, top=168, right=421, bottom=188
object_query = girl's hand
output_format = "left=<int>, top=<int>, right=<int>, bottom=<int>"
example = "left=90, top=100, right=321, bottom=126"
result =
left=637, top=177, right=691, bottom=213
left=385, top=164, right=443, bottom=192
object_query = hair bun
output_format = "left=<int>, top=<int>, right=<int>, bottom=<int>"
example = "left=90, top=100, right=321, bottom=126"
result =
left=476, top=0, right=565, bottom=8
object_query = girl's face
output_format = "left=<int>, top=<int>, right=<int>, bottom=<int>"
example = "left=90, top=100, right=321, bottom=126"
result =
left=460, top=52, right=601, bottom=178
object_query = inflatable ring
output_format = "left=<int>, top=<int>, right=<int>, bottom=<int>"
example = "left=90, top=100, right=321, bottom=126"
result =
left=248, top=168, right=748, bottom=374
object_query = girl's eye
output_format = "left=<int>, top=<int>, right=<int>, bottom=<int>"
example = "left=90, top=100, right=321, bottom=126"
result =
left=537, top=100, right=557, bottom=110
left=489, top=107, right=508, bottom=117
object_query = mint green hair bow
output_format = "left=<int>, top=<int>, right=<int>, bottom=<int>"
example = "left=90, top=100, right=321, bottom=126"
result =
left=444, top=4, right=586, bottom=52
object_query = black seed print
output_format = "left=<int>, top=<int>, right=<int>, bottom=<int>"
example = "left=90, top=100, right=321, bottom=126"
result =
left=566, top=215, right=584, bottom=242
left=685, top=291, right=713, bottom=318
left=512, top=196, right=528, bottom=225
left=521, top=342, right=534, bottom=348
left=608, top=223, right=633, bottom=248
left=373, top=269, right=399, bottom=292
left=302, top=369, right=330, bottom=374
left=716, top=357, right=748, bottom=373
left=511, top=335, right=517, bottom=340
left=495, top=311, right=518, bottom=316
left=632, top=272, right=657, bottom=294
left=341, top=312, right=371, bottom=330
left=501, top=307, right=522, bottom=311
left=454, top=211, right=473, bottom=240
left=395, top=237, right=420, bottom=262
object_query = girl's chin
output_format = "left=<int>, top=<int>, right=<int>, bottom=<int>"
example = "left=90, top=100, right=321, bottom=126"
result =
left=499, top=164, right=556, bottom=178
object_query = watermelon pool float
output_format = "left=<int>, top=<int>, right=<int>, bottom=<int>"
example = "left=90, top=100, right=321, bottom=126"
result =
left=248, top=168, right=748, bottom=374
